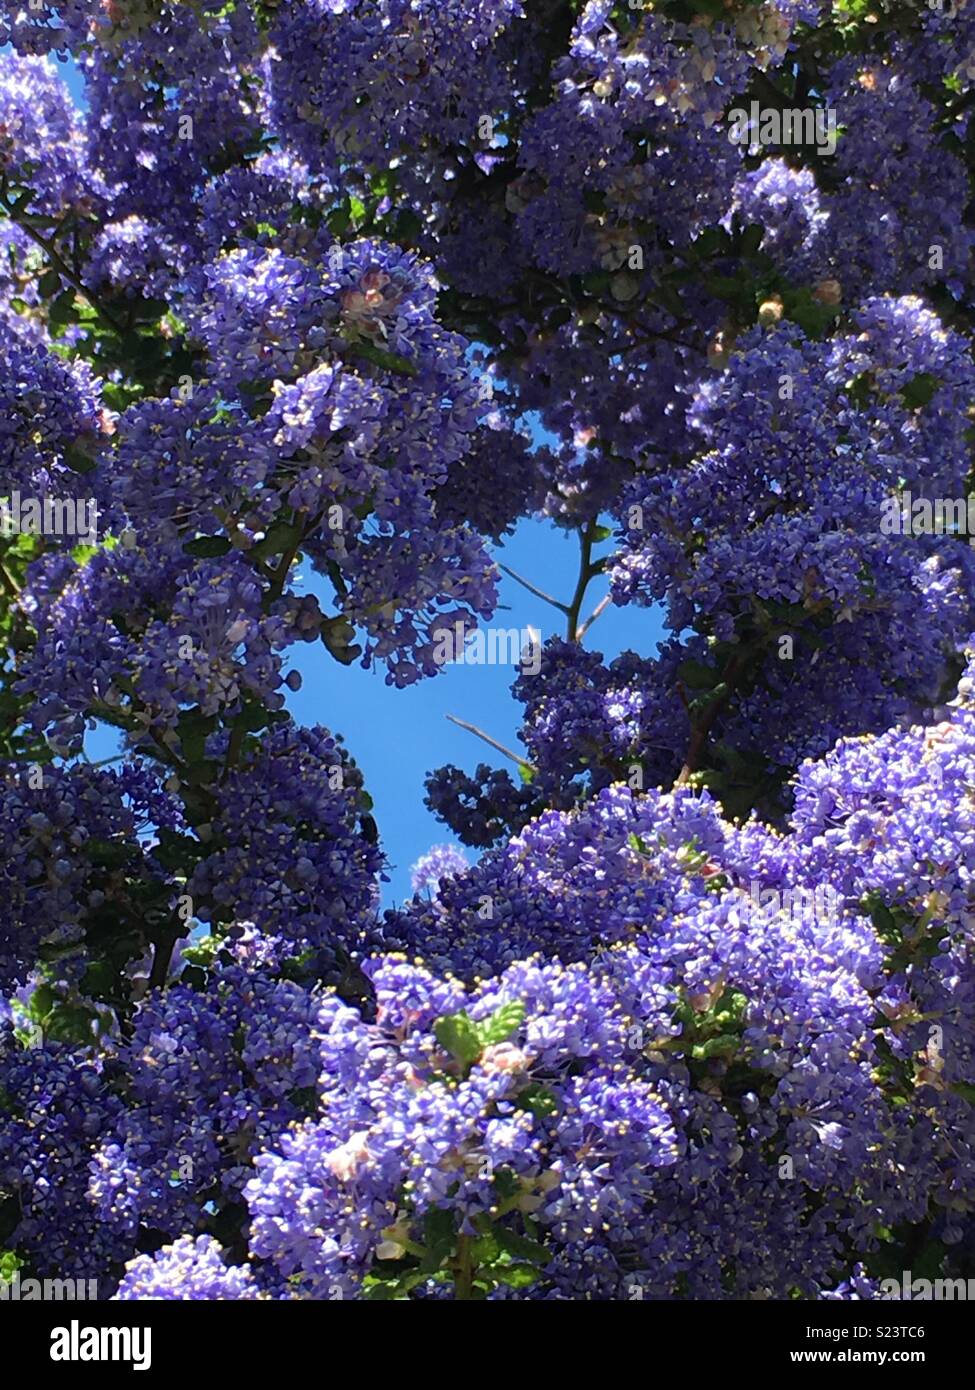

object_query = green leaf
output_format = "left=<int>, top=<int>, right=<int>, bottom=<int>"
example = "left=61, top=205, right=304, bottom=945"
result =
left=348, top=341, right=419, bottom=377
left=653, top=281, right=686, bottom=320
left=37, top=268, right=63, bottom=299
left=478, top=1000, right=525, bottom=1047
left=251, top=519, right=304, bottom=561
left=84, top=837, right=137, bottom=869
left=739, top=223, right=765, bottom=257
left=491, top=1263, right=540, bottom=1289
left=328, top=201, right=351, bottom=236
left=29, top=984, right=56, bottom=1022
left=175, top=708, right=219, bottom=764
left=79, top=960, right=116, bottom=998
left=183, top=535, right=232, bottom=559
left=361, top=1277, right=399, bottom=1300
left=689, top=681, right=727, bottom=716
left=233, top=700, right=272, bottom=735
left=62, top=443, right=97, bottom=476
left=783, top=292, right=840, bottom=339
left=182, top=758, right=220, bottom=788
left=395, top=208, right=422, bottom=242
left=153, top=828, right=206, bottom=872
left=472, top=1229, right=502, bottom=1263
left=691, top=1033, right=740, bottom=1061
left=901, top=373, right=940, bottom=411
left=705, top=275, right=749, bottom=302
left=677, top=659, right=716, bottom=690
left=40, top=998, right=99, bottom=1045
left=692, top=226, right=732, bottom=260
left=433, top=1011, right=483, bottom=1068
left=419, top=1206, right=456, bottom=1273
left=490, top=1224, right=549, bottom=1265
left=492, top=1168, right=521, bottom=1202
left=47, top=288, right=79, bottom=335
left=515, top=1082, right=559, bottom=1119
left=320, top=614, right=361, bottom=666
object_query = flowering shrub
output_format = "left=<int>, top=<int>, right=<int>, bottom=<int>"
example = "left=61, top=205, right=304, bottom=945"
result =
left=2, top=0, right=975, bottom=1303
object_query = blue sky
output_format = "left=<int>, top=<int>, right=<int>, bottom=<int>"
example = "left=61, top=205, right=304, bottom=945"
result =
left=15, top=46, right=668, bottom=905
left=283, top=521, right=662, bottom=905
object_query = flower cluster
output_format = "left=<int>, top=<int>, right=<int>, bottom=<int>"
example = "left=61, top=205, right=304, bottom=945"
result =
left=0, top=761, right=174, bottom=993
left=186, top=722, right=384, bottom=961
left=409, top=843, right=469, bottom=898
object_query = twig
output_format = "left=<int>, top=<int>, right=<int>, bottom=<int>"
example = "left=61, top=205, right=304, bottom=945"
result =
left=575, top=592, right=612, bottom=642
left=454, top=1232, right=475, bottom=1301
left=446, top=714, right=535, bottom=772
left=221, top=720, right=246, bottom=784
left=497, top=562, right=568, bottom=614
left=0, top=560, right=21, bottom=600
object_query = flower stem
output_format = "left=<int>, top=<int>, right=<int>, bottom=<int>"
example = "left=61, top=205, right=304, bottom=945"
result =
left=454, top=1233, right=475, bottom=1301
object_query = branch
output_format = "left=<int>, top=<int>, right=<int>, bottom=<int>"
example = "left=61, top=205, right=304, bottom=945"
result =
left=454, top=1232, right=475, bottom=1302
left=575, top=591, right=612, bottom=642
left=149, top=926, right=182, bottom=992
left=497, top=562, right=568, bottom=614
left=674, top=650, right=748, bottom=788
left=221, top=720, right=246, bottom=783
left=0, top=188, right=126, bottom=335
left=0, top=559, right=22, bottom=600
left=445, top=714, right=535, bottom=773
left=566, top=520, right=602, bottom=641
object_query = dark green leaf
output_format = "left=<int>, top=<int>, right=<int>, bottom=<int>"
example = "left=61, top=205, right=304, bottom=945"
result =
left=348, top=341, right=419, bottom=377
left=183, top=536, right=232, bottom=559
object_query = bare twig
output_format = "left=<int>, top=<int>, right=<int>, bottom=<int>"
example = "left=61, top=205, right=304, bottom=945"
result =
left=0, top=560, right=21, bottom=600
left=446, top=714, right=535, bottom=772
left=497, top=562, right=568, bottom=614
left=575, top=592, right=612, bottom=642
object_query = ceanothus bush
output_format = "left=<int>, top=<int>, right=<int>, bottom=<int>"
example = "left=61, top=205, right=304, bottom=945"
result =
left=1, top=0, right=975, bottom=1306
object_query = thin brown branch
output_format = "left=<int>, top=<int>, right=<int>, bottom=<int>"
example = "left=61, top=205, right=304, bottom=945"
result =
left=446, top=713, right=535, bottom=772
left=497, top=562, right=568, bottom=614
left=575, top=592, right=612, bottom=642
